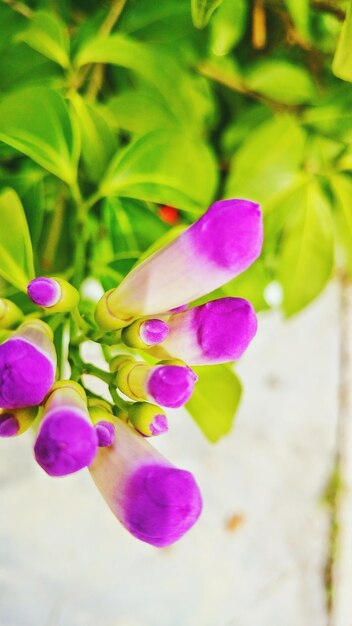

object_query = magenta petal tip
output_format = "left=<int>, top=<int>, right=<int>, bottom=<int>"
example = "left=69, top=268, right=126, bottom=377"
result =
left=140, top=319, right=169, bottom=346
left=147, top=365, right=197, bottom=408
left=27, top=277, right=60, bottom=308
left=34, top=410, right=98, bottom=476
left=149, top=414, right=169, bottom=436
left=0, top=414, right=19, bottom=437
left=123, top=463, right=202, bottom=547
left=95, top=421, right=115, bottom=447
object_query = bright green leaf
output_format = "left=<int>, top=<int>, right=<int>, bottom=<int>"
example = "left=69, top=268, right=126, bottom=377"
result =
left=18, top=10, right=70, bottom=68
left=191, top=0, right=223, bottom=29
left=0, top=188, right=35, bottom=290
left=70, top=93, right=116, bottom=183
left=0, top=166, right=45, bottom=246
left=210, top=0, right=247, bottom=55
left=100, top=130, right=218, bottom=212
left=330, top=174, right=352, bottom=277
left=186, top=365, right=242, bottom=442
left=0, top=86, right=79, bottom=184
left=74, top=34, right=213, bottom=131
left=107, top=90, right=179, bottom=135
left=284, top=0, right=310, bottom=40
left=333, top=1, right=352, bottom=82
left=279, top=179, right=334, bottom=316
left=225, top=116, right=305, bottom=203
left=246, top=60, right=317, bottom=105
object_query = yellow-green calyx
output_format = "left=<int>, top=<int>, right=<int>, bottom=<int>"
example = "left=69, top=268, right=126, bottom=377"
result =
left=95, top=290, right=136, bottom=331
left=128, top=402, right=168, bottom=437
left=0, top=298, right=24, bottom=329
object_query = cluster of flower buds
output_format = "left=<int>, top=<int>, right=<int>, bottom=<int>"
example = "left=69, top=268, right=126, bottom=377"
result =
left=0, top=198, right=263, bottom=547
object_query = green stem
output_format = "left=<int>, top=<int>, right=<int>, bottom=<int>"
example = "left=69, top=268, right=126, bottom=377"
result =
left=71, top=307, right=91, bottom=333
left=109, top=383, right=131, bottom=411
left=84, top=363, right=113, bottom=385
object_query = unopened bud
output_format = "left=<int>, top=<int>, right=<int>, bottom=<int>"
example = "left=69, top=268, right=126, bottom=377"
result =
left=27, top=277, right=79, bottom=313
left=34, top=381, right=98, bottom=476
left=112, top=358, right=197, bottom=408
left=88, top=398, right=119, bottom=448
left=128, top=402, right=168, bottom=437
left=122, top=318, right=169, bottom=349
left=0, top=406, right=38, bottom=438
left=95, top=289, right=135, bottom=330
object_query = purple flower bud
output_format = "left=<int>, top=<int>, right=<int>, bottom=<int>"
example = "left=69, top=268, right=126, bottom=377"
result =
left=0, top=413, right=19, bottom=437
left=128, top=401, right=168, bottom=437
left=122, top=318, right=170, bottom=349
left=114, top=360, right=197, bottom=408
left=0, top=320, right=56, bottom=409
left=27, top=277, right=80, bottom=313
left=0, top=406, right=37, bottom=438
left=147, top=365, right=197, bottom=408
left=95, top=198, right=263, bottom=329
left=89, top=420, right=202, bottom=547
left=146, top=297, right=258, bottom=365
left=27, top=277, right=61, bottom=307
left=34, top=382, right=98, bottom=477
left=95, top=421, right=115, bottom=447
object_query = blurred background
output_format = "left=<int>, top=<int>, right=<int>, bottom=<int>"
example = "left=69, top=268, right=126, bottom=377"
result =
left=1, top=0, right=352, bottom=624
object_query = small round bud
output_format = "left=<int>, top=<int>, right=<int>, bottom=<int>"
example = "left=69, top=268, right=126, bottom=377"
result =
left=0, top=298, right=23, bottom=329
left=128, top=402, right=168, bottom=437
left=95, top=290, right=135, bottom=330
left=27, top=277, right=79, bottom=313
left=113, top=358, right=197, bottom=408
left=88, top=398, right=118, bottom=448
left=122, top=318, right=169, bottom=349
left=0, top=406, right=38, bottom=438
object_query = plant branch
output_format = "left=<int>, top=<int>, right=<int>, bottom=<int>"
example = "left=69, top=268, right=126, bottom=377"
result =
left=86, top=0, right=128, bottom=101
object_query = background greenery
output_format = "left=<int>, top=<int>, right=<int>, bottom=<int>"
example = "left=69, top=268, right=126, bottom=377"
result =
left=0, top=0, right=351, bottom=442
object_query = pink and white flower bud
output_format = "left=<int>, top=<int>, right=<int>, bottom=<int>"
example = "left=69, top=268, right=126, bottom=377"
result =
left=0, top=320, right=56, bottom=409
left=113, top=359, right=197, bottom=408
left=95, top=199, right=263, bottom=329
left=34, top=381, right=98, bottom=476
left=144, top=297, right=258, bottom=365
left=89, top=420, right=202, bottom=547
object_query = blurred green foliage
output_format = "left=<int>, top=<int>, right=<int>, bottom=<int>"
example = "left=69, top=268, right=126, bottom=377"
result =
left=0, top=0, right=351, bottom=440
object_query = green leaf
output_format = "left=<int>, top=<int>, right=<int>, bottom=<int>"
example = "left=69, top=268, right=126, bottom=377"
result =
left=210, top=0, right=247, bottom=55
left=245, top=60, right=317, bottom=105
left=0, top=188, right=35, bottom=290
left=0, top=166, right=45, bottom=246
left=186, top=365, right=242, bottom=442
left=99, top=130, right=217, bottom=212
left=279, top=179, right=334, bottom=316
left=225, top=116, right=305, bottom=203
left=333, top=1, right=352, bottom=82
left=191, top=0, right=223, bottom=29
left=0, top=86, right=79, bottom=184
left=69, top=93, right=116, bottom=183
left=107, top=90, right=179, bottom=135
left=17, top=10, right=70, bottom=68
left=74, top=34, right=213, bottom=131
left=329, top=174, right=352, bottom=277
left=284, top=0, right=310, bottom=40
